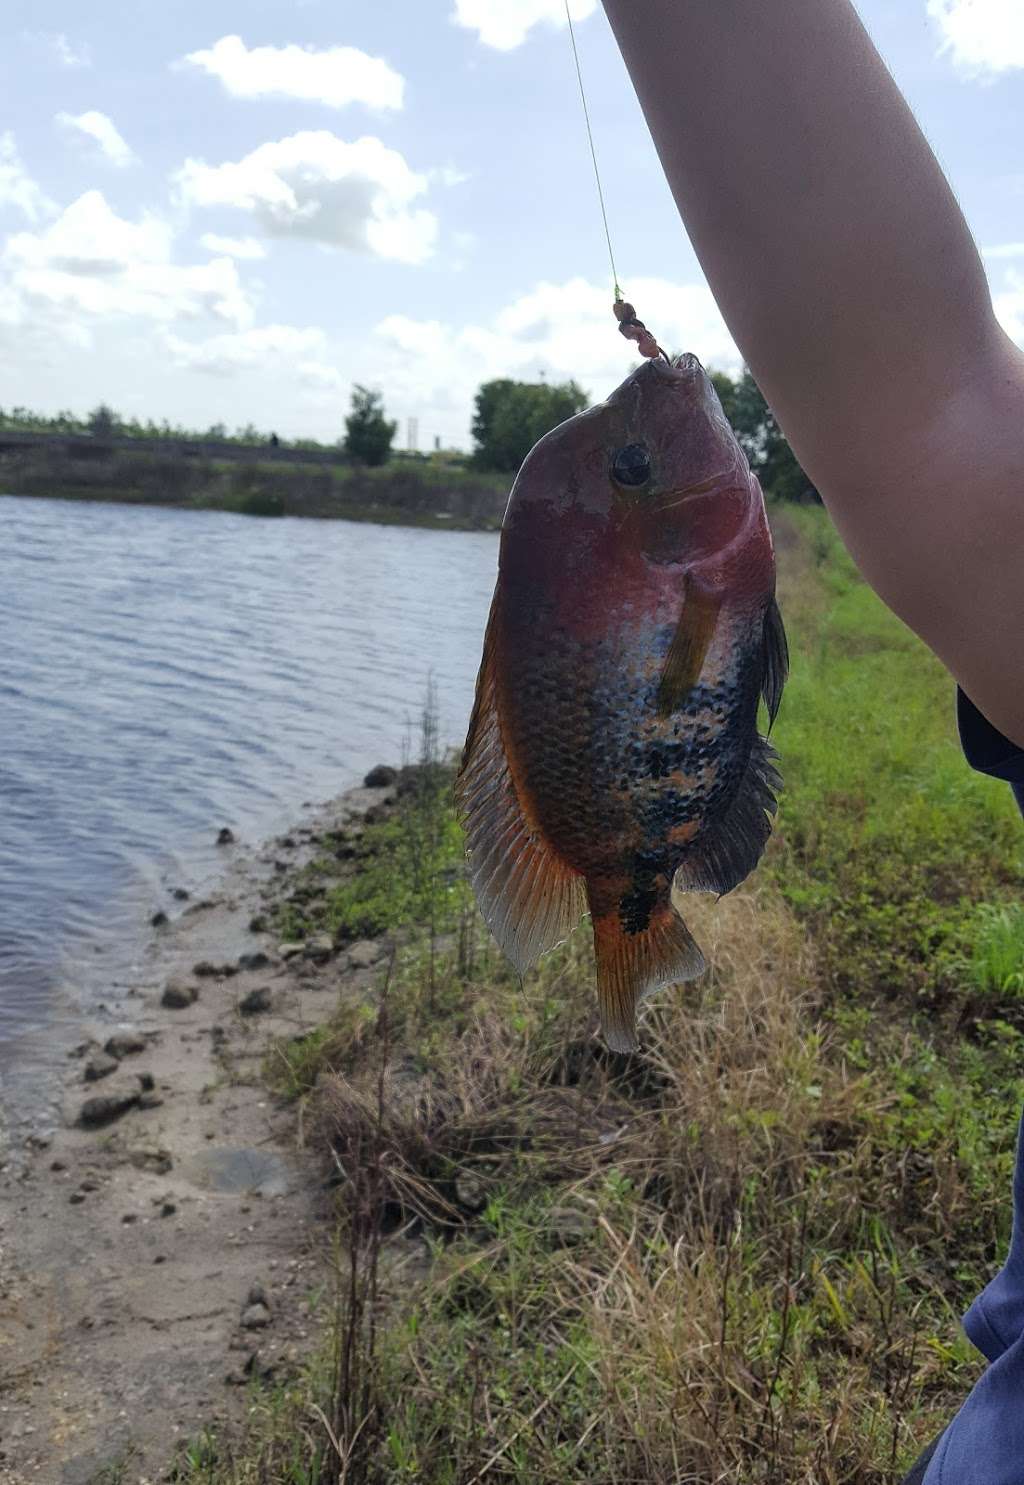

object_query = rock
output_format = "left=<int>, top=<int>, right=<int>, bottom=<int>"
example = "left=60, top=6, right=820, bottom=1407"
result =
left=138, top=1092, right=164, bottom=1111
left=240, top=1302, right=272, bottom=1330
left=50, top=1159, right=67, bottom=1172
left=547, top=1207, right=594, bottom=1247
left=247, top=1282, right=268, bottom=1306
left=80, top=1089, right=141, bottom=1128
left=239, top=987, right=273, bottom=1017
left=172, top=887, right=190, bottom=901
left=122, top=1213, right=138, bottom=1224
left=161, top=981, right=198, bottom=1009
left=160, top=1201, right=177, bottom=1218
left=193, top=961, right=219, bottom=978
left=364, top=765, right=398, bottom=789
left=279, top=835, right=297, bottom=849
left=304, top=933, right=334, bottom=965
left=129, top=1148, right=173, bottom=1175
left=347, top=939, right=384, bottom=971
left=69, top=1191, right=86, bottom=1204
left=84, top=1053, right=119, bottom=1083
left=150, top=910, right=169, bottom=928
left=217, top=827, right=236, bottom=846
left=454, top=1170, right=488, bottom=1213
left=278, top=942, right=305, bottom=962
left=249, top=915, right=267, bottom=934
left=238, top=951, right=270, bottom=972
left=104, top=1032, right=146, bottom=1059
left=138, top=1071, right=156, bottom=1092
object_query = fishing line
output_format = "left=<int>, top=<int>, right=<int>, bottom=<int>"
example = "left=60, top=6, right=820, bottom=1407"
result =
left=563, top=5, right=668, bottom=362
left=564, top=1, right=622, bottom=302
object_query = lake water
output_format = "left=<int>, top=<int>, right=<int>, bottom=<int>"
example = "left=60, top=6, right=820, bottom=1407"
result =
left=0, top=495, right=499, bottom=1126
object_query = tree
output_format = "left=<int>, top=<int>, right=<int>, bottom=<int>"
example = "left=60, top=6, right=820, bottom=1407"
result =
left=471, top=378, right=589, bottom=472
left=344, top=385, right=397, bottom=467
left=710, top=368, right=818, bottom=503
left=88, top=403, right=117, bottom=438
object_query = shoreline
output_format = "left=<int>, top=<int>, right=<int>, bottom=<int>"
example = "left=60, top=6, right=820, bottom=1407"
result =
left=0, top=448, right=510, bottom=533
left=0, top=775, right=400, bottom=1485
left=1, top=487, right=504, bottom=532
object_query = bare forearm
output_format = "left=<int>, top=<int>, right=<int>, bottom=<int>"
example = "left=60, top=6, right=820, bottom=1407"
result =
left=600, top=0, right=997, bottom=486
left=603, top=0, right=1024, bottom=747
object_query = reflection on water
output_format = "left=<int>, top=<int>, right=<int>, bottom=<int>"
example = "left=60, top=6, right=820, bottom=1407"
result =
left=0, top=494, right=498, bottom=1110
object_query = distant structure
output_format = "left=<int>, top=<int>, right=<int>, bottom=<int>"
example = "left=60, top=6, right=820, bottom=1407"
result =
left=407, top=416, right=419, bottom=453
left=434, top=435, right=441, bottom=453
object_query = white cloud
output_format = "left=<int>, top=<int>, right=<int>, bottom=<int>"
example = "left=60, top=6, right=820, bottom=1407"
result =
left=164, top=324, right=342, bottom=391
left=199, top=233, right=267, bottom=260
left=927, top=0, right=1024, bottom=74
left=372, top=275, right=741, bottom=444
left=31, top=31, right=92, bottom=68
left=56, top=110, right=137, bottom=168
left=174, top=131, right=438, bottom=263
left=453, top=0, right=596, bottom=50
left=181, top=35, right=404, bottom=110
left=983, top=241, right=1024, bottom=260
left=3, top=191, right=254, bottom=341
left=0, top=133, right=55, bottom=223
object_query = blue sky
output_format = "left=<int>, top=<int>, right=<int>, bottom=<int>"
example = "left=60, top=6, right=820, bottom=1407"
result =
left=1, top=0, right=1022, bottom=448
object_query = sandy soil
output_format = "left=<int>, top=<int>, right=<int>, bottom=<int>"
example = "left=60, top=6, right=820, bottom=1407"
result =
left=0, top=783, right=393, bottom=1485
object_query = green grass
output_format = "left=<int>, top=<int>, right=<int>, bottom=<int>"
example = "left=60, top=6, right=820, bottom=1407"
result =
left=175, top=509, right=1024, bottom=1485
left=770, top=510, right=1023, bottom=1004
left=969, top=904, right=1024, bottom=995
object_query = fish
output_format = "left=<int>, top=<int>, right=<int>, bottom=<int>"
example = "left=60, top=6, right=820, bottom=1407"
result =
left=456, top=353, right=788, bottom=1052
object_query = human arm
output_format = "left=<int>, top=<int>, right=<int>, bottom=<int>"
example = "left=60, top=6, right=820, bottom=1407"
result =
left=600, top=0, right=1024, bottom=746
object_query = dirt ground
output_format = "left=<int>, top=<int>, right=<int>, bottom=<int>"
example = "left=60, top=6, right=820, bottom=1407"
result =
left=0, top=784, right=392, bottom=1485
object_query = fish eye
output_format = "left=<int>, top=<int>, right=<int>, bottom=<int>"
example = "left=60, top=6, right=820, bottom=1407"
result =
left=611, top=444, right=652, bottom=489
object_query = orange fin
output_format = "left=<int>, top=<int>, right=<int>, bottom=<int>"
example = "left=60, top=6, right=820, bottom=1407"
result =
left=591, top=900, right=706, bottom=1053
left=656, top=577, right=722, bottom=718
left=456, top=597, right=586, bottom=975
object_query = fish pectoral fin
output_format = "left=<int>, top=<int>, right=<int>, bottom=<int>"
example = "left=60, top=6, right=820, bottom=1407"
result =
left=456, top=596, right=586, bottom=975
left=674, top=733, right=782, bottom=899
left=591, top=900, right=706, bottom=1054
left=656, top=576, right=722, bottom=718
left=761, top=595, right=789, bottom=730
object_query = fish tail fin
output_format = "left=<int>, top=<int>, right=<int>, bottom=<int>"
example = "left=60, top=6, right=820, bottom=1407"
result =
left=590, top=898, right=706, bottom=1054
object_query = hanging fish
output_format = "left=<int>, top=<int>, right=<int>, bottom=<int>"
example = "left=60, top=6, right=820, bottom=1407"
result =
left=456, top=352, right=788, bottom=1052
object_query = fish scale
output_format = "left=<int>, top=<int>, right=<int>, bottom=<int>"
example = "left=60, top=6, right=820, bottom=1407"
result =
left=458, top=353, right=788, bottom=1052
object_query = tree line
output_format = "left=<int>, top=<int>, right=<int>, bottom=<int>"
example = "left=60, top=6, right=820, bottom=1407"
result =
left=464, top=367, right=816, bottom=501
left=2, top=370, right=816, bottom=501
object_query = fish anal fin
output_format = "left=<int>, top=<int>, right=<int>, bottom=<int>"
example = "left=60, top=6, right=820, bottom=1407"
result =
left=761, top=595, right=789, bottom=730
left=456, top=598, right=586, bottom=975
left=591, top=899, right=706, bottom=1053
left=674, top=734, right=782, bottom=899
left=657, top=577, right=722, bottom=718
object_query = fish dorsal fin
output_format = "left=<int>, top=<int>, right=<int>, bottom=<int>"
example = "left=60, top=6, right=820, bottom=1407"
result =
left=456, top=597, right=587, bottom=975
left=673, top=733, right=782, bottom=898
left=761, top=595, right=789, bottom=730
left=656, top=576, right=722, bottom=718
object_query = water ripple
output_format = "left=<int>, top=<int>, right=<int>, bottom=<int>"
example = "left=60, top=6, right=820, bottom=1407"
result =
left=0, top=495, right=498, bottom=1108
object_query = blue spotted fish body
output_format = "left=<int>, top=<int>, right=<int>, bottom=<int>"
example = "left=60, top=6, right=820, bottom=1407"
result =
left=457, top=355, right=787, bottom=1051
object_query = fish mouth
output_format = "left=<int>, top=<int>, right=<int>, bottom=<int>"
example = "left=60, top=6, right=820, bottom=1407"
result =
left=648, top=352, right=705, bottom=380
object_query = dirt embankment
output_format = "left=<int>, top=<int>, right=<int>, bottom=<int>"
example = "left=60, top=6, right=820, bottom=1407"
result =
left=0, top=443, right=508, bottom=531
left=0, top=780, right=398, bottom=1485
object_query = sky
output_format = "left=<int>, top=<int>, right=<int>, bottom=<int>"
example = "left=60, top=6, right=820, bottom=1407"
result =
left=1, top=0, right=1023, bottom=449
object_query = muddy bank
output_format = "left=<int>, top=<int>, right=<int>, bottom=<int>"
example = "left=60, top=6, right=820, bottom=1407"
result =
left=0, top=778, right=400, bottom=1485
